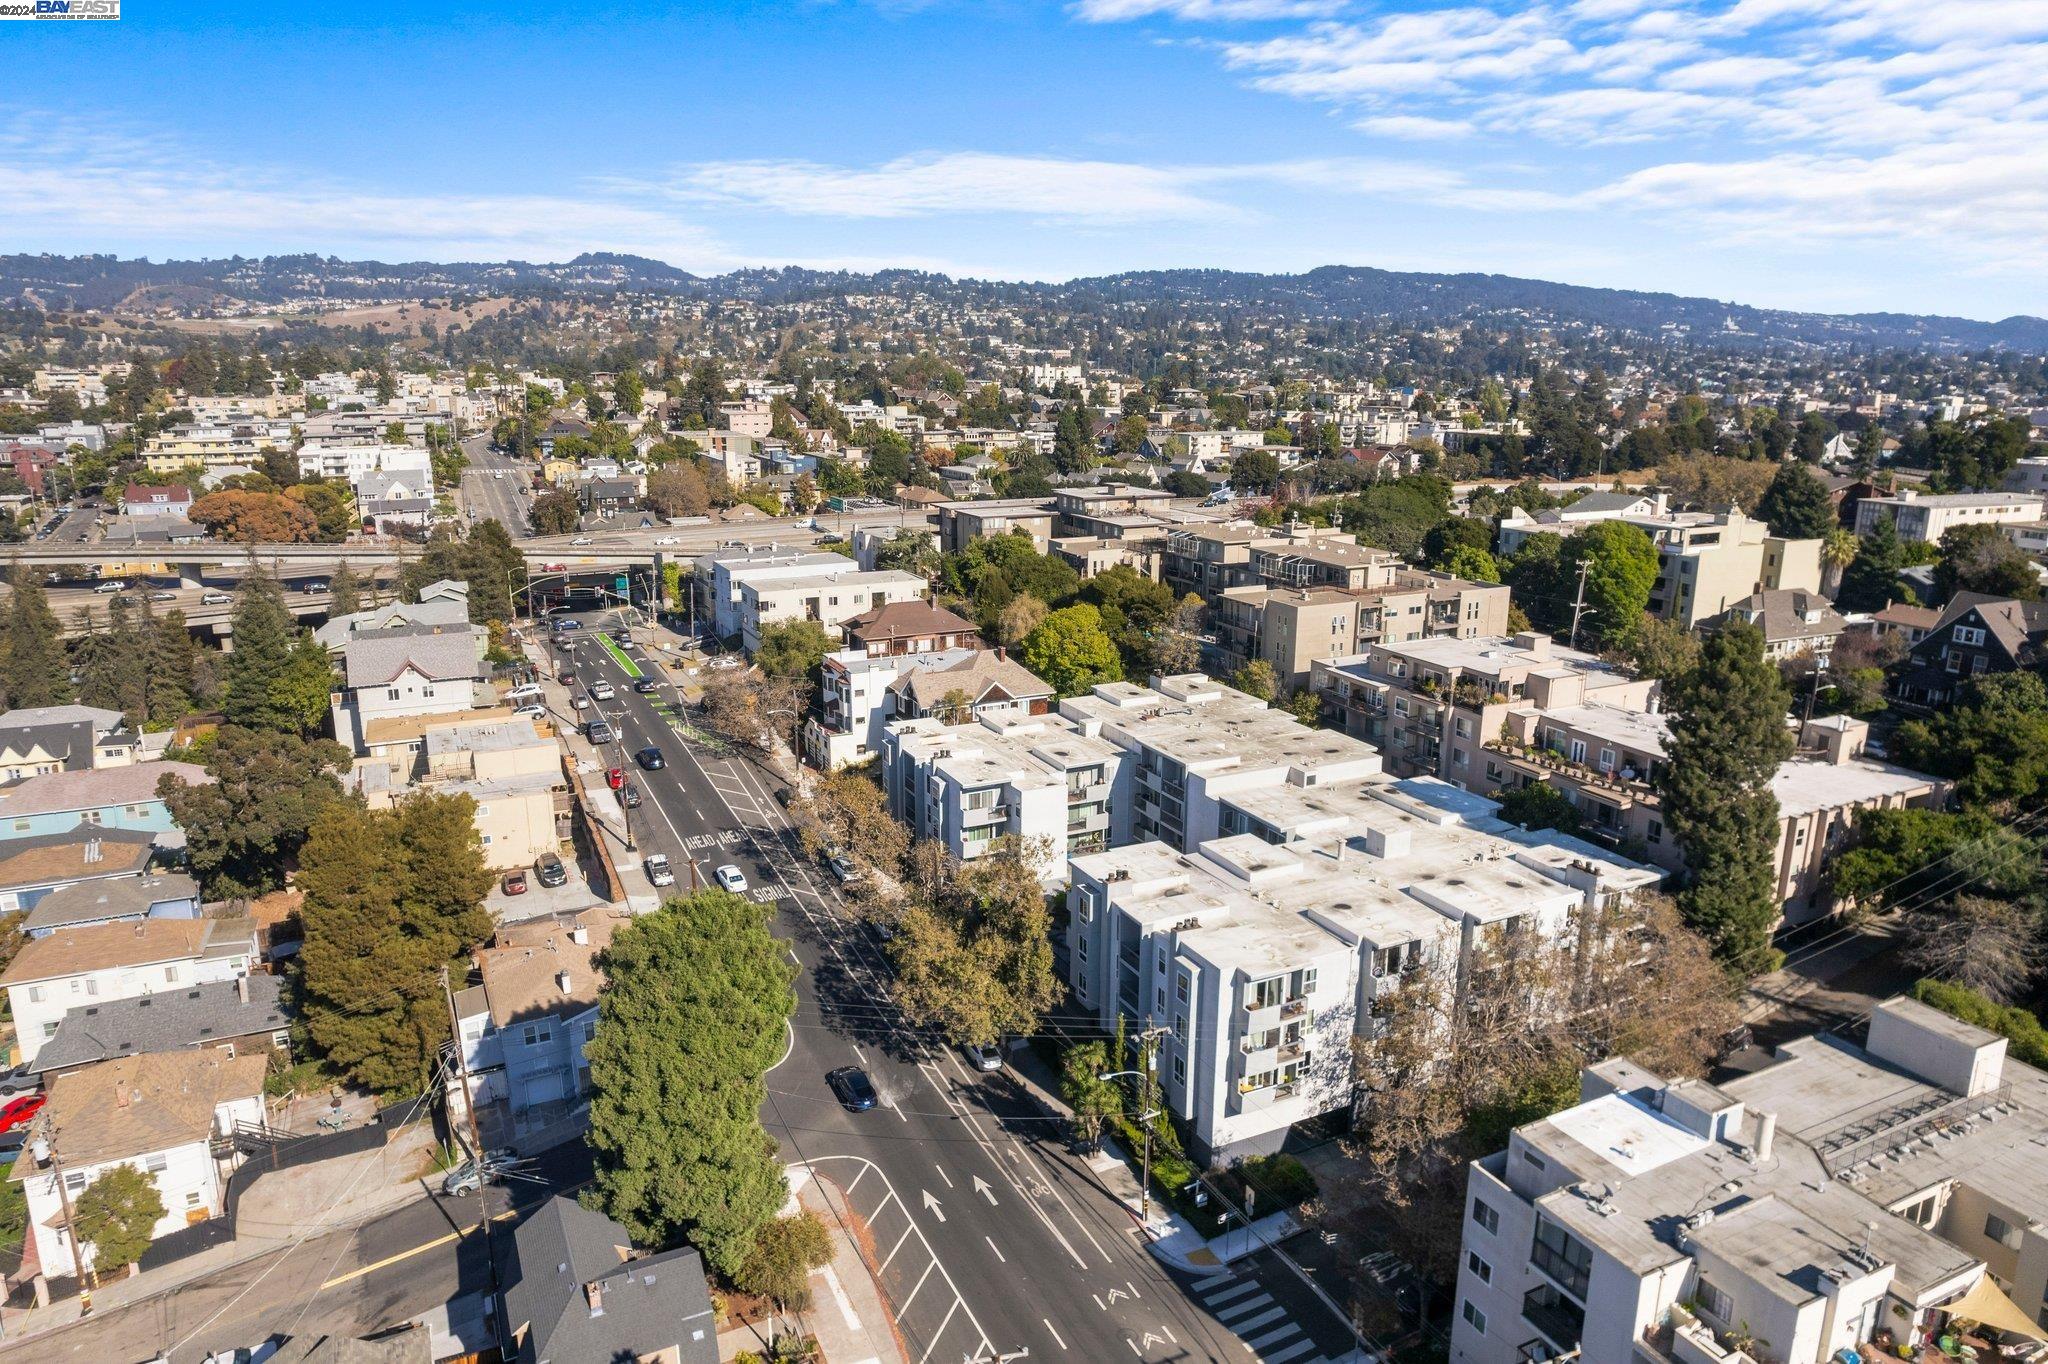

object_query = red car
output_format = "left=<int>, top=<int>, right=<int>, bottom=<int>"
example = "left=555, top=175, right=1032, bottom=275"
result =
left=502, top=870, right=528, bottom=896
left=0, top=1094, right=45, bottom=1134
left=606, top=767, right=625, bottom=790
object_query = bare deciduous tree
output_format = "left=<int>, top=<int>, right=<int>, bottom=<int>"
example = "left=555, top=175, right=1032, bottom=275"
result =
left=1903, top=894, right=2046, bottom=1005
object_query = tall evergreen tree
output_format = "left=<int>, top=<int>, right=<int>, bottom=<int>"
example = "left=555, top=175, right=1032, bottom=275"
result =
left=326, top=563, right=364, bottom=616
left=161, top=727, right=349, bottom=897
left=147, top=610, right=199, bottom=725
left=1657, top=621, right=1796, bottom=978
left=73, top=596, right=148, bottom=723
left=1754, top=460, right=1837, bottom=540
left=298, top=793, right=493, bottom=1095
left=1836, top=513, right=1910, bottom=612
left=0, top=563, right=74, bottom=709
left=585, top=890, right=797, bottom=1274
left=223, top=569, right=300, bottom=731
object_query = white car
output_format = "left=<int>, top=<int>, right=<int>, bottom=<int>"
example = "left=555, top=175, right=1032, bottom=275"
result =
left=94, top=580, right=125, bottom=593
left=512, top=703, right=546, bottom=718
left=653, top=535, right=679, bottom=546
left=644, top=853, right=675, bottom=887
left=571, top=536, right=593, bottom=546
left=492, top=471, right=504, bottom=480
left=714, top=864, right=749, bottom=894
left=200, top=591, right=231, bottom=605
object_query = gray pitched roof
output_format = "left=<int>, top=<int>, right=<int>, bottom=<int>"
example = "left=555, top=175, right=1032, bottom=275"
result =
left=1721, top=588, right=1848, bottom=643
left=342, top=622, right=485, bottom=687
left=31, top=972, right=285, bottom=1074
left=314, top=594, right=471, bottom=650
left=500, top=1196, right=717, bottom=1364
left=21, top=870, right=199, bottom=935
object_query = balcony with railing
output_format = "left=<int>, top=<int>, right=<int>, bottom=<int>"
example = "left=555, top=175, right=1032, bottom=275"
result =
left=1487, top=740, right=1660, bottom=809
left=961, top=800, right=1011, bottom=827
left=1522, top=1285, right=1586, bottom=1356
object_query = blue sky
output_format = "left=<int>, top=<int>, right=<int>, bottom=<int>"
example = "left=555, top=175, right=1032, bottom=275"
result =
left=5, top=0, right=2045, bottom=318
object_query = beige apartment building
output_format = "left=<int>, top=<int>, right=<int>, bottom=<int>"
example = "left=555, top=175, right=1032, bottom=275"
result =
left=355, top=716, right=569, bottom=872
left=1498, top=505, right=1824, bottom=629
left=1213, top=570, right=1511, bottom=692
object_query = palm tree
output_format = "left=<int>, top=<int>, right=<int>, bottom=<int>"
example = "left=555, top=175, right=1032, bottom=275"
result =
left=1822, top=528, right=1858, bottom=597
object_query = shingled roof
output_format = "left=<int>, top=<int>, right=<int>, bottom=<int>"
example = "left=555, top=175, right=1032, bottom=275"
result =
left=342, top=622, right=485, bottom=688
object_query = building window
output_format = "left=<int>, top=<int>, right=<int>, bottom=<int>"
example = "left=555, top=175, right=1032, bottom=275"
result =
left=146, top=1153, right=168, bottom=1174
left=387, top=688, right=402, bottom=701
left=1461, top=1300, right=1487, bottom=1335
left=522, top=1022, right=554, bottom=1047
left=1531, top=1217, right=1592, bottom=1300
left=1172, top=1056, right=1185, bottom=1085
left=1897, top=1191, right=1939, bottom=1227
left=1467, top=1251, right=1492, bottom=1284
left=1986, top=1213, right=2023, bottom=1249
left=164, top=966, right=179, bottom=984
left=1472, top=1197, right=1499, bottom=1235
left=1175, top=973, right=1189, bottom=1003
left=1695, top=1277, right=1734, bottom=1323
left=1647, top=819, right=1663, bottom=844
left=1523, top=1150, right=1546, bottom=1171
left=1953, top=626, right=1985, bottom=646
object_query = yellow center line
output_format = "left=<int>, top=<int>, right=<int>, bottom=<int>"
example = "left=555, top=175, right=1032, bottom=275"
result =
left=318, top=1180, right=591, bottom=1290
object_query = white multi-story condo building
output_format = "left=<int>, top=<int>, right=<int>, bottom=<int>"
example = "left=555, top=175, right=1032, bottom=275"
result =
left=1852, top=490, right=2047, bottom=543
left=694, top=545, right=855, bottom=642
left=737, top=569, right=926, bottom=655
left=1452, top=995, right=2048, bottom=1364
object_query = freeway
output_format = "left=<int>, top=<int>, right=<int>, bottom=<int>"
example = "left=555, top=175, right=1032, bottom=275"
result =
left=0, top=574, right=405, bottom=639
left=567, top=611, right=1362, bottom=1364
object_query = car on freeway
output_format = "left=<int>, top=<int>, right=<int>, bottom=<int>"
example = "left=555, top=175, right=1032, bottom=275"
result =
left=714, top=864, right=748, bottom=894
left=539, top=561, right=567, bottom=572
left=644, top=853, right=675, bottom=886
left=653, top=535, right=679, bottom=545
left=0, top=1093, right=47, bottom=1133
left=633, top=677, right=658, bottom=694
left=826, top=1066, right=879, bottom=1113
left=513, top=703, right=545, bottom=718
left=962, top=1041, right=1004, bottom=1073
left=635, top=746, right=665, bottom=770
left=571, top=536, right=593, bottom=546
left=827, top=853, right=859, bottom=884
left=621, top=782, right=642, bottom=809
left=606, top=767, right=625, bottom=790
left=534, top=852, right=568, bottom=888
left=93, top=580, right=125, bottom=593
left=201, top=590, right=232, bottom=605
left=501, top=869, right=528, bottom=896
left=150, top=589, right=178, bottom=601
left=301, top=580, right=329, bottom=594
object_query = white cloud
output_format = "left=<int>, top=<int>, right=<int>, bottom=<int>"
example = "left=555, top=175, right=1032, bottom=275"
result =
left=1353, top=114, right=1476, bottom=140
left=1071, top=0, right=1344, bottom=20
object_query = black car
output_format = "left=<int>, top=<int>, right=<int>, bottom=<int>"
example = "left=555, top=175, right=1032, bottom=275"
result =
left=635, top=746, right=665, bottom=770
left=633, top=678, right=658, bottom=694
left=827, top=1066, right=879, bottom=1112
left=534, top=852, right=568, bottom=887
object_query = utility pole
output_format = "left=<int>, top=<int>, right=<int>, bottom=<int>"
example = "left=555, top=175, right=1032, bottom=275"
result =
left=1099, top=1023, right=1171, bottom=1223
left=441, top=965, right=487, bottom=1162
left=39, top=1125, right=94, bottom=1315
left=1567, top=558, right=1595, bottom=651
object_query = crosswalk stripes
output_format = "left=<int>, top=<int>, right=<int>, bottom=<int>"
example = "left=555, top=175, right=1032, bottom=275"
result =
left=1191, top=1271, right=1330, bottom=1364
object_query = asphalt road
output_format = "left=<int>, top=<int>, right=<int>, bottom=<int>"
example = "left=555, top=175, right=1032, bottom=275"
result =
left=457, top=437, right=533, bottom=536
left=567, top=611, right=1361, bottom=1364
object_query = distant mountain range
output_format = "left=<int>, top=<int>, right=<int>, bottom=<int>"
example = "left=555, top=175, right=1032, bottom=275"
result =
left=4, top=251, right=2044, bottom=352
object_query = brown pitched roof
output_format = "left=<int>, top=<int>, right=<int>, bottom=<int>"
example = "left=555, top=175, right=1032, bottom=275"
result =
left=843, top=599, right=977, bottom=647
left=475, top=908, right=628, bottom=1029
left=2, top=916, right=253, bottom=986
left=890, top=651, right=1054, bottom=712
left=0, top=828, right=158, bottom=894
left=14, top=1049, right=268, bottom=1169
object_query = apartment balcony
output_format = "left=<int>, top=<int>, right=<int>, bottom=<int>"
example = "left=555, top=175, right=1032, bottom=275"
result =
left=1522, top=1286, right=1586, bottom=1357
left=1278, top=1041, right=1305, bottom=1061
left=961, top=802, right=1011, bottom=827
left=1240, top=1000, right=1284, bottom=1032
left=1066, top=779, right=1110, bottom=805
left=1489, top=742, right=1659, bottom=808
left=1281, top=997, right=1309, bottom=1020
left=1067, top=805, right=1109, bottom=834
left=1240, top=1035, right=1281, bottom=1063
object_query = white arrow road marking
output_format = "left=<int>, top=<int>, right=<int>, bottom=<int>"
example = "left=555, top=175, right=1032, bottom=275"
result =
left=972, top=1175, right=998, bottom=1206
left=922, top=1189, right=947, bottom=1222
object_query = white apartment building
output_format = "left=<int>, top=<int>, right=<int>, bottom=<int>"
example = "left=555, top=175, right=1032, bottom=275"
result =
left=879, top=711, right=1123, bottom=883
left=13, top=1050, right=268, bottom=1277
left=1058, top=674, right=1387, bottom=851
left=330, top=623, right=489, bottom=753
left=296, top=441, right=435, bottom=485
left=1452, top=996, right=2048, bottom=1364
left=737, top=569, right=926, bottom=655
left=695, top=545, right=856, bottom=641
left=1852, top=490, right=2048, bottom=543
left=0, top=917, right=258, bottom=1065
left=1067, top=771, right=1659, bottom=1161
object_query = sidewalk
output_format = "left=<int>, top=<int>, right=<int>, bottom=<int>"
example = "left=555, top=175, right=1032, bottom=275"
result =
left=714, top=1166, right=907, bottom=1364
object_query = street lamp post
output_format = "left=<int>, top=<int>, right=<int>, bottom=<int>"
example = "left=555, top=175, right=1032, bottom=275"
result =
left=1099, top=1026, right=1169, bottom=1222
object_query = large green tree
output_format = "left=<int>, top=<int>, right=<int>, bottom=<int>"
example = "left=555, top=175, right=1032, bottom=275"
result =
left=161, top=728, right=350, bottom=896
left=891, top=840, right=1061, bottom=1048
left=1657, top=621, right=1796, bottom=977
left=1564, top=520, right=1660, bottom=649
left=1, top=563, right=73, bottom=709
left=297, top=794, right=493, bottom=1094
left=1893, top=672, right=2048, bottom=814
left=1019, top=603, right=1124, bottom=698
left=223, top=571, right=307, bottom=731
left=1836, top=513, right=1913, bottom=612
left=74, top=1165, right=164, bottom=1276
left=584, top=890, right=796, bottom=1275
left=753, top=618, right=834, bottom=683
left=1754, top=461, right=1837, bottom=540
left=1933, top=524, right=2043, bottom=602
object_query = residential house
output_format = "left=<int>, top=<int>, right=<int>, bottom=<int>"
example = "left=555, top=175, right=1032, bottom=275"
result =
left=0, top=915, right=257, bottom=1064
left=578, top=476, right=641, bottom=518
left=1860, top=601, right=1943, bottom=648
left=30, top=973, right=288, bottom=1078
left=313, top=579, right=470, bottom=652
left=449, top=908, right=627, bottom=1152
left=497, top=1195, right=718, bottom=1364
left=1893, top=592, right=2048, bottom=708
left=934, top=499, right=1055, bottom=555
left=1853, top=490, right=2047, bottom=543
left=841, top=599, right=981, bottom=658
left=120, top=484, right=192, bottom=520
left=1714, top=588, right=1850, bottom=665
left=881, top=711, right=1124, bottom=881
left=330, top=622, right=489, bottom=753
left=0, top=826, right=165, bottom=916
left=21, top=871, right=201, bottom=939
left=0, top=705, right=140, bottom=784
left=1451, top=997, right=2048, bottom=1364
left=807, top=642, right=1054, bottom=771
left=11, top=1050, right=268, bottom=1278
left=0, top=760, right=210, bottom=846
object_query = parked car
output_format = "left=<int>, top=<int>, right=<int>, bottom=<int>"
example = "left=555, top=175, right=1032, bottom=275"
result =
left=440, top=1159, right=503, bottom=1198
left=513, top=703, right=545, bottom=718
left=0, top=1063, right=38, bottom=1098
left=962, top=1041, right=1004, bottom=1073
left=635, top=746, right=665, bottom=770
left=827, top=1066, right=879, bottom=1112
left=200, top=590, right=232, bottom=605
left=827, top=853, right=859, bottom=884
left=714, top=864, right=748, bottom=893
left=621, top=782, right=642, bottom=809
left=534, top=852, right=568, bottom=887
left=501, top=870, right=528, bottom=896
left=644, top=853, right=675, bottom=887
left=570, top=694, right=590, bottom=712
left=606, top=767, right=625, bottom=790
left=0, top=1094, right=47, bottom=1133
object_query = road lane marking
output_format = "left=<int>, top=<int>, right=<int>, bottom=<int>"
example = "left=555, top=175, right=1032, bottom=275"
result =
left=914, top=1299, right=962, bottom=1364
left=984, top=1236, right=1006, bottom=1263
left=1044, top=1318, right=1068, bottom=1350
left=972, top=1175, right=997, bottom=1205
left=881, top=1224, right=914, bottom=1270
left=920, top=1189, right=946, bottom=1222
left=901, top=1259, right=937, bottom=1310
left=936, top=1165, right=954, bottom=1189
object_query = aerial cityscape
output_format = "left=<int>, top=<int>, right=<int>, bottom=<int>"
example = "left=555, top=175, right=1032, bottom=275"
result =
left=0, top=3, right=2045, bottom=1364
